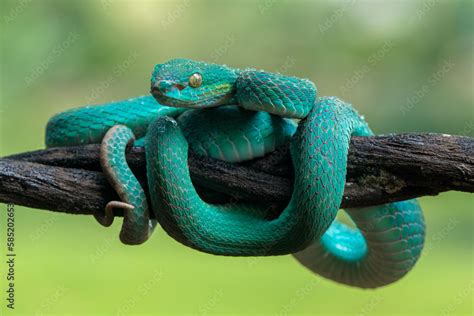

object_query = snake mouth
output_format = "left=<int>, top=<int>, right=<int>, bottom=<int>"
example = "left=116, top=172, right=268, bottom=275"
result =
left=150, top=80, right=191, bottom=106
left=150, top=80, right=233, bottom=108
left=151, top=80, right=182, bottom=96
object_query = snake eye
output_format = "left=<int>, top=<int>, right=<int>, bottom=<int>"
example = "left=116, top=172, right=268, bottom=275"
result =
left=188, top=73, right=202, bottom=88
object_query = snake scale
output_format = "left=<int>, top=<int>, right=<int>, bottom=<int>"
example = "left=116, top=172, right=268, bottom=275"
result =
left=46, top=59, right=425, bottom=288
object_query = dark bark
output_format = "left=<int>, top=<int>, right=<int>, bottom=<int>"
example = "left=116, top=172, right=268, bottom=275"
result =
left=0, top=133, right=472, bottom=217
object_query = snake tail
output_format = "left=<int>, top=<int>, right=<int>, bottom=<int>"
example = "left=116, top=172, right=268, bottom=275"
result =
left=99, top=125, right=156, bottom=245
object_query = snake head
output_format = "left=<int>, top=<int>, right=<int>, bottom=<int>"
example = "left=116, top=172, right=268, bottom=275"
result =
left=150, top=58, right=239, bottom=108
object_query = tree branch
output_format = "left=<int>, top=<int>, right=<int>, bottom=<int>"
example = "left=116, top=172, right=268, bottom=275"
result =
left=0, top=133, right=472, bottom=217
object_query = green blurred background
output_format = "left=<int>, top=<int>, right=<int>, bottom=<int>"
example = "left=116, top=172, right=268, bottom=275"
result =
left=0, top=0, right=473, bottom=315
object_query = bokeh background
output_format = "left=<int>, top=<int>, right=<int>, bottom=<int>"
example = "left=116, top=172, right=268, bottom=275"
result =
left=1, top=0, right=473, bottom=315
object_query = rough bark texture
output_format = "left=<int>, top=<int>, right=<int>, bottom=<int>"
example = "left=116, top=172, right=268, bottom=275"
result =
left=0, top=133, right=472, bottom=217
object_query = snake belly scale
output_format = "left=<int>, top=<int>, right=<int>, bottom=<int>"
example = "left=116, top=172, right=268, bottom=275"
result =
left=45, top=58, right=425, bottom=288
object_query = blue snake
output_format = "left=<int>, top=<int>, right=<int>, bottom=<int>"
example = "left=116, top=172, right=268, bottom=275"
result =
left=46, top=59, right=425, bottom=288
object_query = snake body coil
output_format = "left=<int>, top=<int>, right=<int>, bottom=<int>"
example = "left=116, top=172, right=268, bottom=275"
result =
left=46, top=59, right=425, bottom=288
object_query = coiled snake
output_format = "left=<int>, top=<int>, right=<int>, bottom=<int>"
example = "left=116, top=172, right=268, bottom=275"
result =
left=46, top=59, right=425, bottom=288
